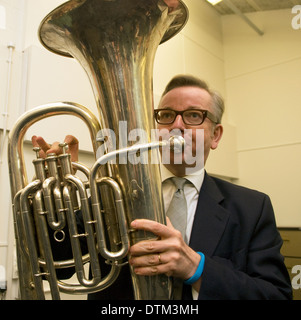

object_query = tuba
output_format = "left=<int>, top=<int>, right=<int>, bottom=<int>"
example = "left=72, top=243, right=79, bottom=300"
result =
left=8, top=0, right=188, bottom=300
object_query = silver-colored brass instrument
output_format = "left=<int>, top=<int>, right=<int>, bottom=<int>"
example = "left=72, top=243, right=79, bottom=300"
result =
left=8, top=0, right=188, bottom=300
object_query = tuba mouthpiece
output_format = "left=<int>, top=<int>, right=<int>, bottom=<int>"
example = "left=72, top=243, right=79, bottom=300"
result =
left=168, top=135, right=185, bottom=153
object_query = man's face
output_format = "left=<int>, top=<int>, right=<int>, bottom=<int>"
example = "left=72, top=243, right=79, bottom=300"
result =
left=156, top=86, right=223, bottom=175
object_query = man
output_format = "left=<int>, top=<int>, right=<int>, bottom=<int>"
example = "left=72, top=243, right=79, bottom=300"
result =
left=32, top=74, right=292, bottom=299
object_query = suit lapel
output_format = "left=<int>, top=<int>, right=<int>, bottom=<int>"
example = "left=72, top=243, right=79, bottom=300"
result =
left=189, top=173, right=230, bottom=256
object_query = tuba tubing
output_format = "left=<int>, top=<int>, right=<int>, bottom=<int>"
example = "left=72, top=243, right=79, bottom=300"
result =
left=8, top=0, right=188, bottom=300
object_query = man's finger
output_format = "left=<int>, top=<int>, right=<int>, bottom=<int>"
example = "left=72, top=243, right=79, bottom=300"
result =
left=130, top=219, right=173, bottom=238
left=31, top=136, right=49, bottom=158
left=64, top=135, right=79, bottom=162
left=33, top=136, right=51, bottom=153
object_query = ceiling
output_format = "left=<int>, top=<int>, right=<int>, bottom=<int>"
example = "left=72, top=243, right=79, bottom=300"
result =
left=208, top=0, right=301, bottom=15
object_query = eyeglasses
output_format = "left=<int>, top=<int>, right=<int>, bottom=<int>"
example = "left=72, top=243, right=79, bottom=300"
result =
left=154, top=108, right=218, bottom=126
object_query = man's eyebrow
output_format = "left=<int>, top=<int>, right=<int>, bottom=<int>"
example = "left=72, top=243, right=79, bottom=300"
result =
left=159, top=106, right=204, bottom=110
left=187, top=105, right=204, bottom=109
left=158, top=106, right=173, bottom=110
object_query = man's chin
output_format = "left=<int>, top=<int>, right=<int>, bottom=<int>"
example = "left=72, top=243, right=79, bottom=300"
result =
left=163, top=160, right=204, bottom=176
left=160, top=148, right=205, bottom=174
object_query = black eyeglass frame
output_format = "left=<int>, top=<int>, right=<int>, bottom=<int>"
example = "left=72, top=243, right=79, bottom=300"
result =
left=154, top=108, right=218, bottom=126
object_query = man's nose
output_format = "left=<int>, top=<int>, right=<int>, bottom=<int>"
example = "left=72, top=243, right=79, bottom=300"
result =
left=171, top=114, right=185, bottom=131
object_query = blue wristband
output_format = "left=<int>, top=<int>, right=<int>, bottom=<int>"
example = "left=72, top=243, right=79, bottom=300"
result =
left=183, top=252, right=205, bottom=285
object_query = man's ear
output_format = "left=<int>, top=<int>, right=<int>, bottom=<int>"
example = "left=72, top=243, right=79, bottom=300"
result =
left=211, top=124, right=223, bottom=150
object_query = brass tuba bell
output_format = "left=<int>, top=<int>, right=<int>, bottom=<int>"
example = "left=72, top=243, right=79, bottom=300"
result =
left=8, top=0, right=188, bottom=300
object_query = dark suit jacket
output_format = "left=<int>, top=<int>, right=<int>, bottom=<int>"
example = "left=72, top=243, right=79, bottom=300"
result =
left=184, top=173, right=291, bottom=299
left=87, top=173, right=292, bottom=300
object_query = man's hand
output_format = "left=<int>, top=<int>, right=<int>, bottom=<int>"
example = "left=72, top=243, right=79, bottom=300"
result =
left=31, top=135, right=79, bottom=162
left=129, top=218, right=201, bottom=285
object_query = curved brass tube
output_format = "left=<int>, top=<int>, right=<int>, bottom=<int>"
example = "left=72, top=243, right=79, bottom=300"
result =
left=8, top=0, right=188, bottom=300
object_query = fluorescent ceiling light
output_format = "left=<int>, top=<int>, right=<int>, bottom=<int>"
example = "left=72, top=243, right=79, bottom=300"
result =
left=206, top=0, right=223, bottom=5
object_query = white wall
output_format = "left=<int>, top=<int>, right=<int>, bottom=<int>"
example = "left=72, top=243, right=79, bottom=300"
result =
left=0, top=0, right=26, bottom=300
left=222, top=8, right=301, bottom=227
left=0, top=0, right=237, bottom=299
